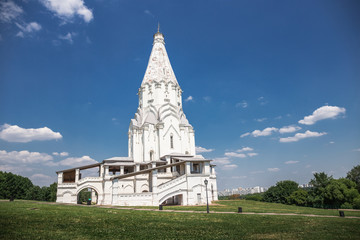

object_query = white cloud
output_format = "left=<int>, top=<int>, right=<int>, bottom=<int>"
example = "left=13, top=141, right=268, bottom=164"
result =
left=31, top=173, right=52, bottom=180
left=56, top=155, right=97, bottom=167
left=144, top=9, right=154, bottom=18
left=251, top=127, right=278, bottom=137
left=60, top=152, right=69, bottom=157
left=185, top=96, right=193, bottom=102
left=195, top=146, right=214, bottom=153
left=16, top=31, right=24, bottom=38
left=254, top=118, right=267, bottom=122
left=41, top=0, right=93, bottom=23
left=222, top=164, right=238, bottom=170
left=298, top=105, right=346, bottom=125
left=240, top=132, right=250, bottom=138
left=0, top=150, right=53, bottom=164
left=0, top=124, right=62, bottom=143
left=247, top=153, right=258, bottom=157
left=237, top=147, right=253, bottom=152
left=268, top=168, right=280, bottom=172
left=353, top=148, right=360, bottom=152
left=203, top=96, right=211, bottom=102
left=279, top=125, right=301, bottom=134
left=232, top=175, right=247, bottom=179
left=0, top=1, right=23, bottom=23
left=213, top=157, right=231, bottom=165
left=285, top=160, right=299, bottom=164
left=59, top=32, right=74, bottom=44
left=224, top=152, right=246, bottom=158
left=329, top=141, right=335, bottom=144
left=258, top=96, right=268, bottom=105
left=235, top=100, right=248, bottom=108
left=15, top=22, right=42, bottom=37
left=279, top=130, right=327, bottom=143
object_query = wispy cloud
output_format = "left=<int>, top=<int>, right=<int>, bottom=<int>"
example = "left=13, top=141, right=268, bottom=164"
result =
left=285, top=160, right=299, bottom=164
left=236, top=147, right=253, bottom=152
left=195, top=146, right=214, bottom=153
left=279, top=130, right=327, bottom=143
left=0, top=124, right=62, bottom=143
left=203, top=96, right=211, bottom=102
left=258, top=96, right=268, bottom=105
left=59, top=32, right=74, bottom=44
left=185, top=96, right=193, bottom=102
left=0, top=1, right=23, bottom=23
left=224, top=152, right=247, bottom=158
left=298, top=105, right=345, bottom=125
left=144, top=9, right=154, bottom=18
left=240, top=132, right=250, bottom=138
left=235, top=100, right=248, bottom=108
left=254, top=118, right=267, bottom=122
left=15, top=22, right=42, bottom=37
left=268, top=168, right=280, bottom=172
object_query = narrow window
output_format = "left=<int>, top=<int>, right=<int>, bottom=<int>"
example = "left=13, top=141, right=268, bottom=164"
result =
left=150, top=151, right=154, bottom=161
left=170, top=135, right=174, bottom=149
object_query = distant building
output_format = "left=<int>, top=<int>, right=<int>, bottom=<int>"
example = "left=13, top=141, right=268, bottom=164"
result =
left=56, top=29, right=218, bottom=206
left=219, top=186, right=267, bottom=196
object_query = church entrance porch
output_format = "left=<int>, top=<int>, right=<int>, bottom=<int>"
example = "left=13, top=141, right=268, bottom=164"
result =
left=161, top=194, right=183, bottom=205
left=77, top=188, right=98, bottom=205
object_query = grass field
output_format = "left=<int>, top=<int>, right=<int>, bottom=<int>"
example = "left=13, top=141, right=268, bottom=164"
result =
left=1, top=200, right=360, bottom=240
left=121, top=199, right=360, bottom=217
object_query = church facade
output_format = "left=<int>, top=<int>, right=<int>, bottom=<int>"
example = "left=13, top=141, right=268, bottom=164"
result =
left=56, top=30, right=218, bottom=206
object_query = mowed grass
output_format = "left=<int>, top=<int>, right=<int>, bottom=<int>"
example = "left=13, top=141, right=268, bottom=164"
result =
left=1, top=201, right=360, bottom=240
left=120, top=199, right=360, bottom=217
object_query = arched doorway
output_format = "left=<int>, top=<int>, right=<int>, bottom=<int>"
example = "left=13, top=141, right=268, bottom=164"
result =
left=160, top=194, right=183, bottom=206
left=77, top=188, right=99, bottom=205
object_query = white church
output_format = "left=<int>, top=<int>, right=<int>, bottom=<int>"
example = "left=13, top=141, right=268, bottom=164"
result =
left=56, top=29, right=218, bottom=206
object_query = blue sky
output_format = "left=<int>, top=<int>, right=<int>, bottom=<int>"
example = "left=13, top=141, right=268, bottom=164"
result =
left=0, top=0, right=359, bottom=189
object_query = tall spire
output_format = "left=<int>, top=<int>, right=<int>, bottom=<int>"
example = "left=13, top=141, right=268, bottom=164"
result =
left=141, top=28, right=178, bottom=86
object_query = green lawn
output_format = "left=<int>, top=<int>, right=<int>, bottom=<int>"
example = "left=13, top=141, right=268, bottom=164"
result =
left=119, top=199, right=360, bottom=217
left=1, top=200, right=360, bottom=239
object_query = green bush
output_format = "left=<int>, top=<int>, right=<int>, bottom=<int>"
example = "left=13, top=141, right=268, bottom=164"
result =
left=340, top=202, right=353, bottom=209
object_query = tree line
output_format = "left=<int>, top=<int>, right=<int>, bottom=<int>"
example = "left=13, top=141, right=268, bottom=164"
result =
left=0, top=171, right=57, bottom=202
left=227, top=165, right=360, bottom=209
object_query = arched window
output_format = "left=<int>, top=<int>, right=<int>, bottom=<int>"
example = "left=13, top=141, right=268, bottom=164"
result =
left=170, top=134, right=174, bottom=149
left=150, top=151, right=154, bottom=161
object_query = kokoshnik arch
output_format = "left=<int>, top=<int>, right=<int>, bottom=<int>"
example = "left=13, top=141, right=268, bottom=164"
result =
left=56, top=29, right=218, bottom=206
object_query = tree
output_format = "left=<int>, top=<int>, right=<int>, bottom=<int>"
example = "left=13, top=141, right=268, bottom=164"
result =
left=0, top=171, right=33, bottom=199
left=323, top=178, right=359, bottom=208
left=49, top=182, right=57, bottom=202
left=263, top=180, right=299, bottom=204
left=347, top=165, right=360, bottom=193
left=308, top=172, right=333, bottom=208
left=288, top=189, right=309, bottom=206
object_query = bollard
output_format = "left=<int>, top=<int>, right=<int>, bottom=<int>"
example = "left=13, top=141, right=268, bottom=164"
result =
left=238, top=207, right=242, bottom=213
left=339, top=211, right=345, bottom=217
left=159, top=205, right=163, bottom=210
